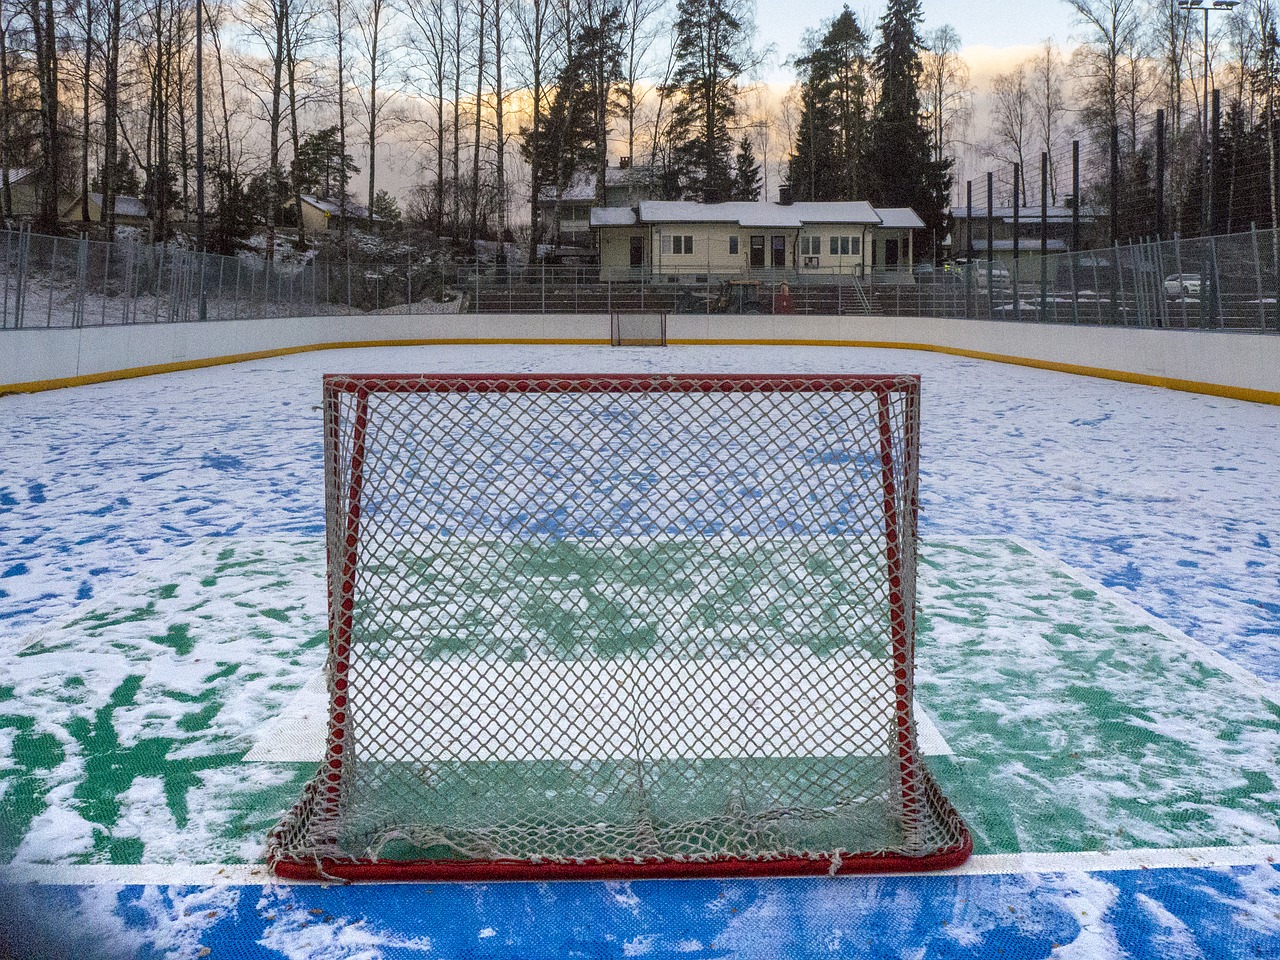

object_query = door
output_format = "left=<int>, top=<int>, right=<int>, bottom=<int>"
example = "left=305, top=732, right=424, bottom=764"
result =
left=629, top=236, right=644, bottom=268
left=771, top=235, right=786, bottom=268
left=750, top=235, right=765, bottom=268
left=884, top=238, right=900, bottom=268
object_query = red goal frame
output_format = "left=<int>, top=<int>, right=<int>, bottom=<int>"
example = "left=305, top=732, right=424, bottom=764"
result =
left=269, top=373, right=972, bottom=882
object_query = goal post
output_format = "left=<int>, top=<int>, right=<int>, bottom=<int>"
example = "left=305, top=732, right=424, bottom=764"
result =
left=268, top=373, right=971, bottom=881
left=611, top=310, right=668, bottom=346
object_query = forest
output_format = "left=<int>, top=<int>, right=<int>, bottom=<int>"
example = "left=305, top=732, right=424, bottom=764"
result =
left=4, top=0, right=1280, bottom=259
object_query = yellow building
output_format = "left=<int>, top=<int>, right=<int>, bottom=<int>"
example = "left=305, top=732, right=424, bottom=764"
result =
left=1, top=168, right=40, bottom=218
left=592, top=200, right=924, bottom=281
left=59, top=192, right=151, bottom=227
left=298, top=195, right=379, bottom=234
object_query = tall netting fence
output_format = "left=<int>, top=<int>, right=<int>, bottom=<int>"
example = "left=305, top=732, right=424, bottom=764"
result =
left=268, top=374, right=971, bottom=881
left=0, top=228, right=453, bottom=329
left=7, top=223, right=1278, bottom=331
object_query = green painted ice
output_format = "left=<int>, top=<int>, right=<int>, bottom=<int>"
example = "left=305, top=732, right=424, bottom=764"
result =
left=0, top=536, right=1277, bottom=866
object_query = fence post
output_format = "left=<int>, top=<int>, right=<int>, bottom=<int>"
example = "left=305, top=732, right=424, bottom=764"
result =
left=1209, top=235, right=1224, bottom=327
left=76, top=233, right=88, bottom=328
left=1252, top=224, right=1266, bottom=330
left=1112, top=242, right=1122, bottom=325
left=46, top=235, right=57, bottom=327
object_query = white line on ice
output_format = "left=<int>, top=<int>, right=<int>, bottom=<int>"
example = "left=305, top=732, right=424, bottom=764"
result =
left=1003, top=536, right=1280, bottom=702
left=5, top=844, right=1277, bottom=886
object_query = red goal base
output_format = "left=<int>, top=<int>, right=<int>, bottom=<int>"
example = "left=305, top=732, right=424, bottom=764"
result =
left=270, top=839, right=973, bottom=883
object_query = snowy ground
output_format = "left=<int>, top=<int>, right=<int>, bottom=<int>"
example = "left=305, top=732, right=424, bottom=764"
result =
left=1, top=344, right=1279, bottom=958
left=3, top=344, right=1278, bottom=680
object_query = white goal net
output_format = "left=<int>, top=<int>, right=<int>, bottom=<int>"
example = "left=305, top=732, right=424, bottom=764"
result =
left=267, top=373, right=971, bottom=880
left=611, top=311, right=668, bottom=346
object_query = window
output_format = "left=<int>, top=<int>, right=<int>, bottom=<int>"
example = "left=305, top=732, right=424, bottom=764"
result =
left=729, top=236, right=739, bottom=255
left=801, top=236, right=820, bottom=256
left=671, top=235, right=693, bottom=255
left=824, top=235, right=862, bottom=257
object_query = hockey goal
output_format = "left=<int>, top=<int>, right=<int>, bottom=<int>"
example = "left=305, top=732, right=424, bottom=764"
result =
left=268, top=373, right=970, bottom=881
left=611, top=310, right=668, bottom=346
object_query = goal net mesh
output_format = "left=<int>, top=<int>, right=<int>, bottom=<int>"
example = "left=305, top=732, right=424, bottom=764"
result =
left=611, top=311, right=667, bottom=346
left=268, top=373, right=970, bottom=879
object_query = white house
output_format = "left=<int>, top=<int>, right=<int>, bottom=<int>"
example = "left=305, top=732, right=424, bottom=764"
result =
left=591, top=199, right=925, bottom=281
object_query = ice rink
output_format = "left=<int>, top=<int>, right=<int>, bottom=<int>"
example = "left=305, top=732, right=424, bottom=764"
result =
left=2, top=343, right=1279, bottom=958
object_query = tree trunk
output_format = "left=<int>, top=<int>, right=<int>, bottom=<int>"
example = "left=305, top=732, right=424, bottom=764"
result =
left=366, top=0, right=381, bottom=231
left=525, top=2, right=544, bottom=265
left=334, top=0, right=349, bottom=241
left=81, top=4, right=93, bottom=222
left=2, top=17, right=15, bottom=220
left=470, top=0, right=486, bottom=242
left=102, top=0, right=122, bottom=238
left=494, top=0, right=505, bottom=251
left=286, top=19, right=306, bottom=248
left=267, top=0, right=285, bottom=259
left=451, top=0, right=462, bottom=232
left=29, top=0, right=61, bottom=231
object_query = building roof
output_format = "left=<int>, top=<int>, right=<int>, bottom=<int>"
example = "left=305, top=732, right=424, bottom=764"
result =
left=87, top=193, right=148, bottom=219
left=875, top=207, right=926, bottom=229
left=590, top=207, right=639, bottom=227
left=300, top=194, right=377, bottom=220
left=540, top=166, right=657, bottom=204
left=634, top=200, right=883, bottom=228
left=2, top=167, right=35, bottom=185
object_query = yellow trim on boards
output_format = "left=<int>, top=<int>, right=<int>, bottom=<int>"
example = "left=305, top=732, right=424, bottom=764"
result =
left=2, top=334, right=1278, bottom=406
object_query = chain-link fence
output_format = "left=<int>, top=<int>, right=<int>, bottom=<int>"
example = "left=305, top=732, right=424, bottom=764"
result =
left=924, top=227, right=1280, bottom=331
left=0, top=228, right=456, bottom=329
left=4, top=225, right=1279, bottom=332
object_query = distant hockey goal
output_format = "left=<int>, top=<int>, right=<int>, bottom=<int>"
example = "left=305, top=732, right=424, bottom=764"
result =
left=268, top=373, right=971, bottom=881
left=611, top=310, right=668, bottom=346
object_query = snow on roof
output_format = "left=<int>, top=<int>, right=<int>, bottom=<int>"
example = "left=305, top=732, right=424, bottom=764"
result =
left=875, top=207, right=926, bottom=229
left=556, top=172, right=597, bottom=203
left=634, top=200, right=883, bottom=228
left=541, top=166, right=656, bottom=204
left=300, top=194, right=377, bottom=220
left=590, top=207, right=638, bottom=227
left=2, top=167, right=35, bottom=185
left=88, top=193, right=148, bottom=219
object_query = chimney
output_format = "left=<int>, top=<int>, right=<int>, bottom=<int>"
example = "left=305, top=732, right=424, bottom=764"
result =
left=778, top=184, right=793, bottom=206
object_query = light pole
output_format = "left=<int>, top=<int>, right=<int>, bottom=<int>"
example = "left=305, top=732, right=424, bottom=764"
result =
left=1178, top=0, right=1239, bottom=232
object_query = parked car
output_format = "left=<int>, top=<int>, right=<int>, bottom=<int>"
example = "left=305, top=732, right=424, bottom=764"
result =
left=972, top=261, right=1012, bottom=291
left=1164, top=273, right=1201, bottom=298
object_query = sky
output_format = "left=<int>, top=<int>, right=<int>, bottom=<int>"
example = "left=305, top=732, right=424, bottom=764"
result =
left=757, top=0, right=1080, bottom=83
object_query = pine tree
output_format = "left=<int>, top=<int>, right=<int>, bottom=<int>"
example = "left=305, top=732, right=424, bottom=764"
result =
left=664, top=0, right=752, bottom=202
left=730, top=136, right=761, bottom=200
left=788, top=7, right=871, bottom=201
left=864, top=0, right=950, bottom=259
left=523, top=7, right=624, bottom=201
left=292, top=126, right=359, bottom=200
